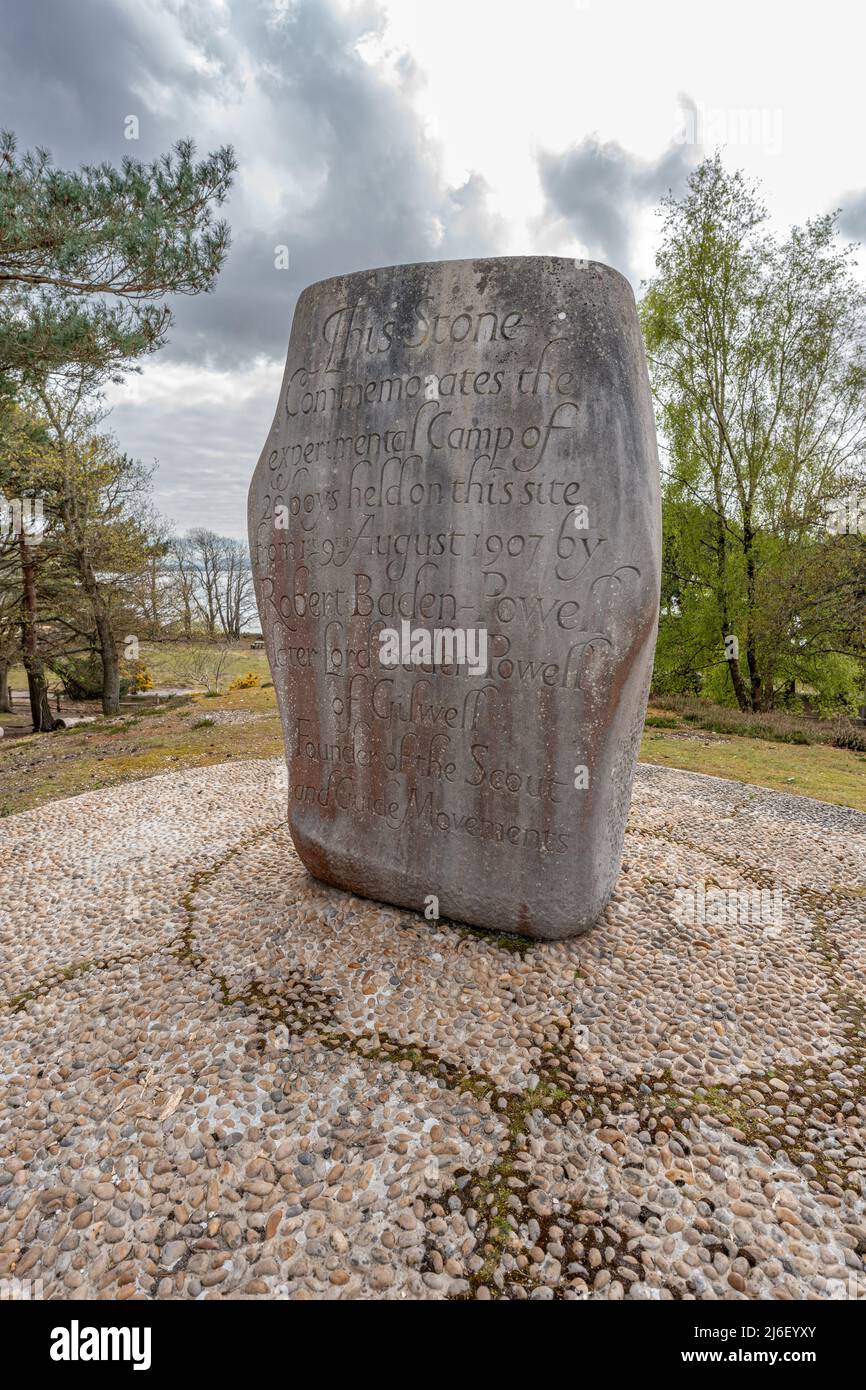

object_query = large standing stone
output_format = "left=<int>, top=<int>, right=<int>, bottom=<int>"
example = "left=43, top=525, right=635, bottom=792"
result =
left=249, top=256, right=660, bottom=939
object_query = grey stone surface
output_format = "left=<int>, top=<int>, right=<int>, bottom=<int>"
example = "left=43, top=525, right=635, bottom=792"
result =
left=249, top=256, right=661, bottom=938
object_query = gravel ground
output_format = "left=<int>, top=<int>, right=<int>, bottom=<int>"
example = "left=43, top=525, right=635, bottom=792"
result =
left=1, top=759, right=865, bottom=1301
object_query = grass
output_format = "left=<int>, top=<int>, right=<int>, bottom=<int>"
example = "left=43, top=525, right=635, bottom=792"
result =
left=137, top=640, right=271, bottom=689
left=1, top=653, right=865, bottom=817
left=5, top=638, right=271, bottom=696
left=0, top=685, right=284, bottom=817
left=642, top=706, right=866, bottom=811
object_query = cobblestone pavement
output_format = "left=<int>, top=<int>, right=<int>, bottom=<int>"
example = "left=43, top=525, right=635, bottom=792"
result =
left=1, top=760, right=864, bottom=1300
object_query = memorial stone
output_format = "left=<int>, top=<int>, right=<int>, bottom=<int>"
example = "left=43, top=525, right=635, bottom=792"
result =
left=248, top=256, right=661, bottom=938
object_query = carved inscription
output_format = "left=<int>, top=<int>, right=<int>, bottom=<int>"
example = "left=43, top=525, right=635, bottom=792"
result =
left=249, top=258, right=660, bottom=938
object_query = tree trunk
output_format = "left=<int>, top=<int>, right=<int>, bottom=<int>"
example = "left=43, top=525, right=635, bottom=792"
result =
left=713, top=478, right=751, bottom=711
left=75, top=559, right=120, bottom=716
left=725, top=643, right=751, bottom=711
left=19, top=532, right=60, bottom=732
left=0, top=658, right=11, bottom=714
left=59, top=487, right=121, bottom=717
left=148, top=557, right=160, bottom=639
left=96, top=611, right=120, bottom=715
left=742, top=512, right=763, bottom=710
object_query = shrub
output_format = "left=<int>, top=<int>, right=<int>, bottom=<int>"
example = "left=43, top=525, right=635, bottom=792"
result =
left=55, top=655, right=134, bottom=701
left=54, top=654, right=103, bottom=700
left=650, top=694, right=863, bottom=748
left=128, top=663, right=154, bottom=692
left=229, top=670, right=260, bottom=691
left=831, top=719, right=866, bottom=753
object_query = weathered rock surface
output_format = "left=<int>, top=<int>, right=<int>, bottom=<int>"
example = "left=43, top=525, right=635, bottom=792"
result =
left=249, top=257, right=661, bottom=937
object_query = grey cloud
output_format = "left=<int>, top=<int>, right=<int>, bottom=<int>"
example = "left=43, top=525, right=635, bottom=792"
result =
left=0, top=0, right=240, bottom=165
left=1, top=0, right=505, bottom=367
left=536, top=133, right=695, bottom=283
left=106, top=374, right=278, bottom=540
left=0, top=0, right=505, bottom=530
left=170, top=3, right=505, bottom=366
left=838, top=191, right=866, bottom=242
left=436, top=174, right=509, bottom=261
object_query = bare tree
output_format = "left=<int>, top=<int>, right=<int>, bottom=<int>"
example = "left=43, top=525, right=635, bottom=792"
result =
left=217, top=537, right=254, bottom=639
left=166, top=535, right=198, bottom=639
left=187, top=528, right=223, bottom=636
left=173, top=639, right=233, bottom=694
left=186, top=528, right=253, bottom=639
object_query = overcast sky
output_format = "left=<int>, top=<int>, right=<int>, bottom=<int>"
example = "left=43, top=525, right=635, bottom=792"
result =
left=2, top=0, right=865, bottom=537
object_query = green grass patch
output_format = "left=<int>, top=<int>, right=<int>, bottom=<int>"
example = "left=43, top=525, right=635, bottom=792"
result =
left=641, top=727, right=866, bottom=811
left=0, top=683, right=283, bottom=816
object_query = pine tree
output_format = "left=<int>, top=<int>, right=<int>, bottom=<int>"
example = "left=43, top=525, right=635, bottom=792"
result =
left=0, top=132, right=236, bottom=390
